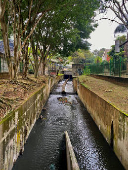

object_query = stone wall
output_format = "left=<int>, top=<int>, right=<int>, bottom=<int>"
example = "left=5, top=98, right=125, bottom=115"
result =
left=73, top=78, right=128, bottom=170
left=0, top=76, right=63, bottom=170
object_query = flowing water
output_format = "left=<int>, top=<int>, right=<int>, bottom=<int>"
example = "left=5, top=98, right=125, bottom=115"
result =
left=12, top=80, right=125, bottom=170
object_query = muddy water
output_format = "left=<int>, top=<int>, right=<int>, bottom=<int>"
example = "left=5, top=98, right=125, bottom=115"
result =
left=12, top=80, right=124, bottom=170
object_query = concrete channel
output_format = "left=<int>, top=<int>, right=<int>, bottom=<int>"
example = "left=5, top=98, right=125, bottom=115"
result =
left=11, top=79, right=125, bottom=170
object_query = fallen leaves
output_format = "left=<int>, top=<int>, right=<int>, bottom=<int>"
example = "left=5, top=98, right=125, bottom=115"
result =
left=105, top=89, right=113, bottom=92
left=0, top=75, right=49, bottom=119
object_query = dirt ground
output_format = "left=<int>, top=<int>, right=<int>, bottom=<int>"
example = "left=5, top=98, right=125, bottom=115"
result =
left=0, top=75, right=128, bottom=121
left=79, top=75, right=128, bottom=114
left=0, top=75, right=48, bottom=120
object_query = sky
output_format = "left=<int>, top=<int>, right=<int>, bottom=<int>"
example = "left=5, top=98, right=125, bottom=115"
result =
left=88, top=6, right=128, bottom=52
left=89, top=19, right=119, bottom=52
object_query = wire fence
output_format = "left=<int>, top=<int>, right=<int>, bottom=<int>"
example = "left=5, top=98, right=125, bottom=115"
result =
left=84, top=57, right=128, bottom=77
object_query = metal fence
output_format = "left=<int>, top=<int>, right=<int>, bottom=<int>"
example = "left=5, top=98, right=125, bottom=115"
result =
left=0, top=58, right=24, bottom=73
left=84, top=57, right=128, bottom=77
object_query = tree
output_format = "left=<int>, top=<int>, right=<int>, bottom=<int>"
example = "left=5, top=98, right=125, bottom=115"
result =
left=0, top=0, right=67, bottom=79
left=108, top=35, right=126, bottom=59
left=71, top=49, right=95, bottom=64
left=99, top=0, right=128, bottom=73
left=93, top=48, right=105, bottom=57
left=99, top=0, right=128, bottom=27
left=84, top=50, right=95, bottom=65
left=0, top=0, right=99, bottom=79
left=0, top=0, right=12, bottom=78
left=29, top=0, right=99, bottom=76
left=95, top=56, right=102, bottom=63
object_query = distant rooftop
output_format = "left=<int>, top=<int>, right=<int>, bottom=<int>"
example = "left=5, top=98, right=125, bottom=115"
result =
left=0, top=40, right=14, bottom=56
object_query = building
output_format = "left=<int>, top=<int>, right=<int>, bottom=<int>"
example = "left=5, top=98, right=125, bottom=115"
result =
left=102, top=49, right=110, bottom=61
left=72, top=64, right=84, bottom=77
left=0, top=40, right=14, bottom=73
left=47, top=59, right=61, bottom=76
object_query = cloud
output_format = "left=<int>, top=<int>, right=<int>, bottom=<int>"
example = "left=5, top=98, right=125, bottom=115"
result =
left=89, top=19, right=119, bottom=51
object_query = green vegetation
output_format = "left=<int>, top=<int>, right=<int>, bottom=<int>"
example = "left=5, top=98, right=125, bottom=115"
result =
left=83, top=66, right=90, bottom=75
left=84, top=58, right=127, bottom=77
left=71, top=49, right=95, bottom=64
left=0, top=0, right=99, bottom=80
left=99, top=0, right=128, bottom=30
left=108, top=36, right=126, bottom=60
left=94, top=56, right=102, bottom=63
left=58, top=74, right=64, bottom=76
left=93, top=48, right=105, bottom=58
left=83, top=35, right=127, bottom=77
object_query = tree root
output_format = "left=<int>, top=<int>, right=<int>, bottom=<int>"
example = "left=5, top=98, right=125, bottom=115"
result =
left=0, top=97, right=12, bottom=110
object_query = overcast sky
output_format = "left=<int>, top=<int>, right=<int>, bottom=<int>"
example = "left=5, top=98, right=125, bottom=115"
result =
left=87, top=6, right=128, bottom=52
left=88, top=19, right=119, bottom=52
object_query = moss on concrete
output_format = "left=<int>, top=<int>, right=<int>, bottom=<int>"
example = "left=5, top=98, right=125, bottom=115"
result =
left=0, top=76, right=62, bottom=170
left=81, top=83, right=90, bottom=90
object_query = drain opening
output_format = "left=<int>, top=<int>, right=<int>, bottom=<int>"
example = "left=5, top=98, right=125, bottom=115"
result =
left=110, top=121, right=114, bottom=149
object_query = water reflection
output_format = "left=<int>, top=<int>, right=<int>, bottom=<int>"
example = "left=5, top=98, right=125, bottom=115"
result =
left=12, top=80, right=124, bottom=170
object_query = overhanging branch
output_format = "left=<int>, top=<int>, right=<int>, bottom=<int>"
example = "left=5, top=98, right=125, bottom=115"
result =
left=96, top=17, right=123, bottom=24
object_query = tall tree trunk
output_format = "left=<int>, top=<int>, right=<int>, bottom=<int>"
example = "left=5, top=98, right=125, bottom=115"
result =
left=12, top=0, right=22, bottom=80
left=30, top=37, right=40, bottom=78
left=24, top=55, right=29, bottom=79
left=126, top=32, right=128, bottom=75
left=42, top=57, right=46, bottom=75
left=13, top=45, right=19, bottom=80
left=0, top=17, right=13, bottom=79
left=22, top=42, right=29, bottom=78
left=34, top=57, right=39, bottom=78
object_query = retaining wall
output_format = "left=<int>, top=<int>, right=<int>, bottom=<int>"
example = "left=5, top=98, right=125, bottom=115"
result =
left=0, top=75, right=63, bottom=170
left=91, top=75, right=128, bottom=85
left=73, top=78, right=128, bottom=170
left=65, top=131, right=80, bottom=170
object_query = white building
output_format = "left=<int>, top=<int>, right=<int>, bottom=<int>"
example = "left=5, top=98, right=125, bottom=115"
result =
left=102, top=49, right=110, bottom=61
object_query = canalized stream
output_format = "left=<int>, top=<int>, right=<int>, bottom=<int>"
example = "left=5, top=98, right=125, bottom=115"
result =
left=12, top=80, right=125, bottom=170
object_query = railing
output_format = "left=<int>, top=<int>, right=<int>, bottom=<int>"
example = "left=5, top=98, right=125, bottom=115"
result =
left=65, top=131, right=80, bottom=170
left=84, top=58, right=128, bottom=77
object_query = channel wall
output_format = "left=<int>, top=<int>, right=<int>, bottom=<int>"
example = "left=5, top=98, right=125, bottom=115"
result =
left=0, top=75, right=63, bottom=170
left=73, top=78, right=128, bottom=170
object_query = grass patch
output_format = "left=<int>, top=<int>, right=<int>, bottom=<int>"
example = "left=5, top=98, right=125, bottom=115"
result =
left=58, top=74, right=64, bottom=76
left=78, top=75, right=87, bottom=83
left=81, top=83, right=90, bottom=90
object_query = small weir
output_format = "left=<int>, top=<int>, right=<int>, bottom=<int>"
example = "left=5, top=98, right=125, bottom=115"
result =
left=12, top=80, right=124, bottom=170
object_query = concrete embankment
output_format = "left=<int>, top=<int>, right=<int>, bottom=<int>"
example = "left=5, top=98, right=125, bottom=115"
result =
left=90, top=74, right=128, bottom=86
left=73, top=78, right=128, bottom=170
left=65, top=131, right=80, bottom=170
left=0, top=75, right=63, bottom=170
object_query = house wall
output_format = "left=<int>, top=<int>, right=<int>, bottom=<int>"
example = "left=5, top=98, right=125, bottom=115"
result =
left=0, top=75, right=63, bottom=170
left=73, top=78, right=128, bottom=170
left=0, top=57, right=8, bottom=73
